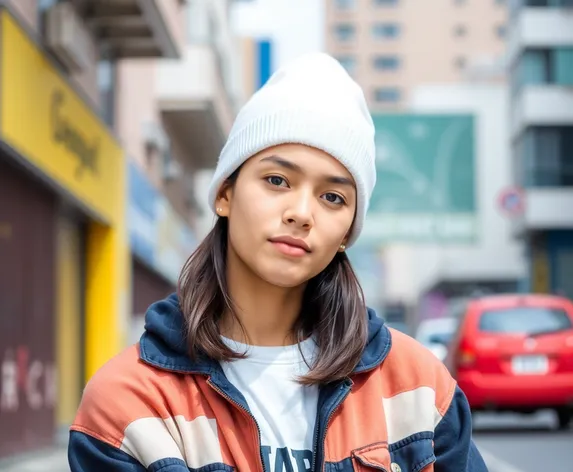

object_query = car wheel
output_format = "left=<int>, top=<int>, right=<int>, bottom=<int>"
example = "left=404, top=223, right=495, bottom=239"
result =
left=556, top=409, right=572, bottom=431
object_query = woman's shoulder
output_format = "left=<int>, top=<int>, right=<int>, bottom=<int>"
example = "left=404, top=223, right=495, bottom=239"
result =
left=376, top=327, right=457, bottom=414
left=80, top=344, right=165, bottom=397
left=71, top=344, right=199, bottom=448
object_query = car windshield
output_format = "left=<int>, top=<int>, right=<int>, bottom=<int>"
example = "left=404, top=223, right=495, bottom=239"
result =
left=416, top=319, right=457, bottom=345
left=478, top=306, right=573, bottom=335
left=426, top=331, right=453, bottom=345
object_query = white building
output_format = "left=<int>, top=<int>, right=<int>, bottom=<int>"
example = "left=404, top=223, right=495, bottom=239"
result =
left=155, top=0, right=245, bottom=240
left=231, top=0, right=325, bottom=68
left=381, top=84, right=526, bottom=324
left=507, top=1, right=573, bottom=299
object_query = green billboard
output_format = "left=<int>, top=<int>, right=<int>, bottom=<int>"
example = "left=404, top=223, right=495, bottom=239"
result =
left=363, top=114, right=477, bottom=244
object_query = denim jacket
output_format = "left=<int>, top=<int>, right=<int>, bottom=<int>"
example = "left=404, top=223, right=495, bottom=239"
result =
left=69, top=294, right=488, bottom=472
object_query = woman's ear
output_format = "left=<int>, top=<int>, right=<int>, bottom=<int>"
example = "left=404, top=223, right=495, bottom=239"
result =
left=215, top=182, right=233, bottom=217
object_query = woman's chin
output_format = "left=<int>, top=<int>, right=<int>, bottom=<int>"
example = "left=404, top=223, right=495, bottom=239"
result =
left=258, top=268, right=311, bottom=289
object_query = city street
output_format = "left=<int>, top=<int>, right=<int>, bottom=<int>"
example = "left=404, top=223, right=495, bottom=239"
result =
left=474, top=411, right=573, bottom=472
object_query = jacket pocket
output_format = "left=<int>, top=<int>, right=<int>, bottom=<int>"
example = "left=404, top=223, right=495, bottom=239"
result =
left=388, top=433, right=436, bottom=472
left=351, top=442, right=391, bottom=471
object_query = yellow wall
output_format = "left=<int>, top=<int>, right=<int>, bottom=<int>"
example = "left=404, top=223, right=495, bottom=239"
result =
left=85, top=221, right=130, bottom=380
left=56, top=217, right=82, bottom=426
left=531, top=246, right=550, bottom=294
left=0, top=12, right=122, bottom=225
left=0, top=10, right=130, bottom=381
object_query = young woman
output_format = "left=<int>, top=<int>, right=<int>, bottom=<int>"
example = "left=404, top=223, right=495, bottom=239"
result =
left=69, top=53, right=488, bottom=472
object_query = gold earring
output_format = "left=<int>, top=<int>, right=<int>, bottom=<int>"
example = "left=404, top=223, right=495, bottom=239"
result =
left=340, top=244, right=346, bottom=251
left=216, top=207, right=223, bottom=213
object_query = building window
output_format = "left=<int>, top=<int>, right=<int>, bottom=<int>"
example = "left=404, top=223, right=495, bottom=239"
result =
left=372, top=23, right=401, bottom=40
left=496, top=25, right=507, bottom=38
left=555, top=48, right=573, bottom=84
left=337, top=55, right=357, bottom=75
left=509, top=0, right=520, bottom=16
left=374, top=87, right=401, bottom=103
left=515, top=49, right=551, bottom=88
left=516, top=126, right=573, bottom=187
left=334, top=0, right=356, bottom=9
left=373, top=55, right=401, bottom=71
left=454, top=56, right=467, bottom=70
left=513, top=0, right=573, bottom=6
left=333, top=23, right=356, bottom=42
left=373, top=0, right=399, bottom=6
left=38, top=0, right=59, bottom=36
left=526, top=0, right=558, bottom=5
left=454, top=25, right=467, bottom=38
left=98, top=58, right=117, bottom=127
left=514, top=48, right=573, bottom=90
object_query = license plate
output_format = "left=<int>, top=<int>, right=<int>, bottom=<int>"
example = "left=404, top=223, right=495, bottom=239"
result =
left=511, top=355, right=548, bottom=375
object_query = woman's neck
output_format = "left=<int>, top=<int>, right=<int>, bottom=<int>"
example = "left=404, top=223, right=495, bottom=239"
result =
left=219, top=246, right=306, bottom=346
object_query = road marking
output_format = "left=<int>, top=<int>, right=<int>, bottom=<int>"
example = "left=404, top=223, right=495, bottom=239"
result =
left=480, top=448, right=525, bottom=472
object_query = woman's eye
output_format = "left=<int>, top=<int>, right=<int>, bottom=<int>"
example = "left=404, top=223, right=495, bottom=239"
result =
left=267, top=176, right=288, bottom=187
left=322, top=193, right=344, bottom=205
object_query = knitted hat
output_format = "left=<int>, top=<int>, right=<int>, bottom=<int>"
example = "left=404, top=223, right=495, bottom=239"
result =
left=207, top=52, right=376, bottom=247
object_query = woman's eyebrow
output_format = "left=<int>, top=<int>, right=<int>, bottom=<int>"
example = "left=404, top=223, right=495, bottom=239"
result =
left=259, top=155, right=302, bottom=172
left=326, top=175, right=355, bottom=187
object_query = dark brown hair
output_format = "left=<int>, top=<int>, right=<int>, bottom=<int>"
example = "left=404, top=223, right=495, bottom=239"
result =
left=177, top=171, right=368, bottom=385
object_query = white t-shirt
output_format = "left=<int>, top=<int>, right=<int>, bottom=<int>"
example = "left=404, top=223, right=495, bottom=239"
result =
left=220, top=336, right=319, bottom=472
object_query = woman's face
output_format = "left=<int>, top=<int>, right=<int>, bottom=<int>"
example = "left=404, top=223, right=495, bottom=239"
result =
left=217, top=144, right=357, bottom=288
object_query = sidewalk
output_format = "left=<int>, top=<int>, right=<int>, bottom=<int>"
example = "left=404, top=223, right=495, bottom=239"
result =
left=0, top=447, right=69, bottom=472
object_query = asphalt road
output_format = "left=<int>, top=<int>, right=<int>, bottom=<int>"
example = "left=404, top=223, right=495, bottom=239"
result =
left=473, top=410, right=573, bottom=472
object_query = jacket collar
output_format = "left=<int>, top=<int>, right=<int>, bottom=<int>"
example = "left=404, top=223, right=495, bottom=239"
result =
left=139, top=293, right=391, bottom=376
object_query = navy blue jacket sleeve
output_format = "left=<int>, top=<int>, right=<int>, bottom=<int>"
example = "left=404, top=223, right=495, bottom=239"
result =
left=434, top=386, right=489, bottom=472
left=69, top=430, right=193, bottom=472
left=68, top=431, right=194, bottom=472
left=68, top=430, right=146, bottom=472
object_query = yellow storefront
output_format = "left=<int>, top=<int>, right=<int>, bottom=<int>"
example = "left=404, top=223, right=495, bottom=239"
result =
left=0, top=9, right=129, bottom=453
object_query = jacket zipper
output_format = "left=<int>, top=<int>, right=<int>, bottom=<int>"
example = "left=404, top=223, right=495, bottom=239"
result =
left=207, top=378, right=267, bottom=472
left=311, top=382, right=352, bottom=472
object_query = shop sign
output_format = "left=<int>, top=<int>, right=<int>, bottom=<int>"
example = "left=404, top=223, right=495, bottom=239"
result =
left=364, top=114, right=477, bottom=244
left=0, top=11, right=123, bottom=224
left=0, top=346, right=56, bottom=414
left=128, top=162, right=158, bottom=269
left=156, top=200, right=197, bottom=284
left=128, top=162, right=197, bottom=284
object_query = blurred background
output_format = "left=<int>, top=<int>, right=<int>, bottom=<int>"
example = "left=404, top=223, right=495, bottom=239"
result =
left=0, top=0, right=572, bottom=470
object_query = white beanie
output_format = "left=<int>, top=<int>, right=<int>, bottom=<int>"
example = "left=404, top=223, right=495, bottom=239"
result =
left=207, top=52, right=376, bottom=247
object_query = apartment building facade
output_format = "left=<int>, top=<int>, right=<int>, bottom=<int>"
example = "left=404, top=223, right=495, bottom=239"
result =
left=125, top=0, right=242, bottom=341
left=325, top=0, right=508, bottom=109
left=508, top=0, right=573, bottom=299
left=324, top=0, right=526, bottom=326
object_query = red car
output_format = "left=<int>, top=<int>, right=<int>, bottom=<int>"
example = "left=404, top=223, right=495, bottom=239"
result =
left=445, top=293, right=573, bottom=430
